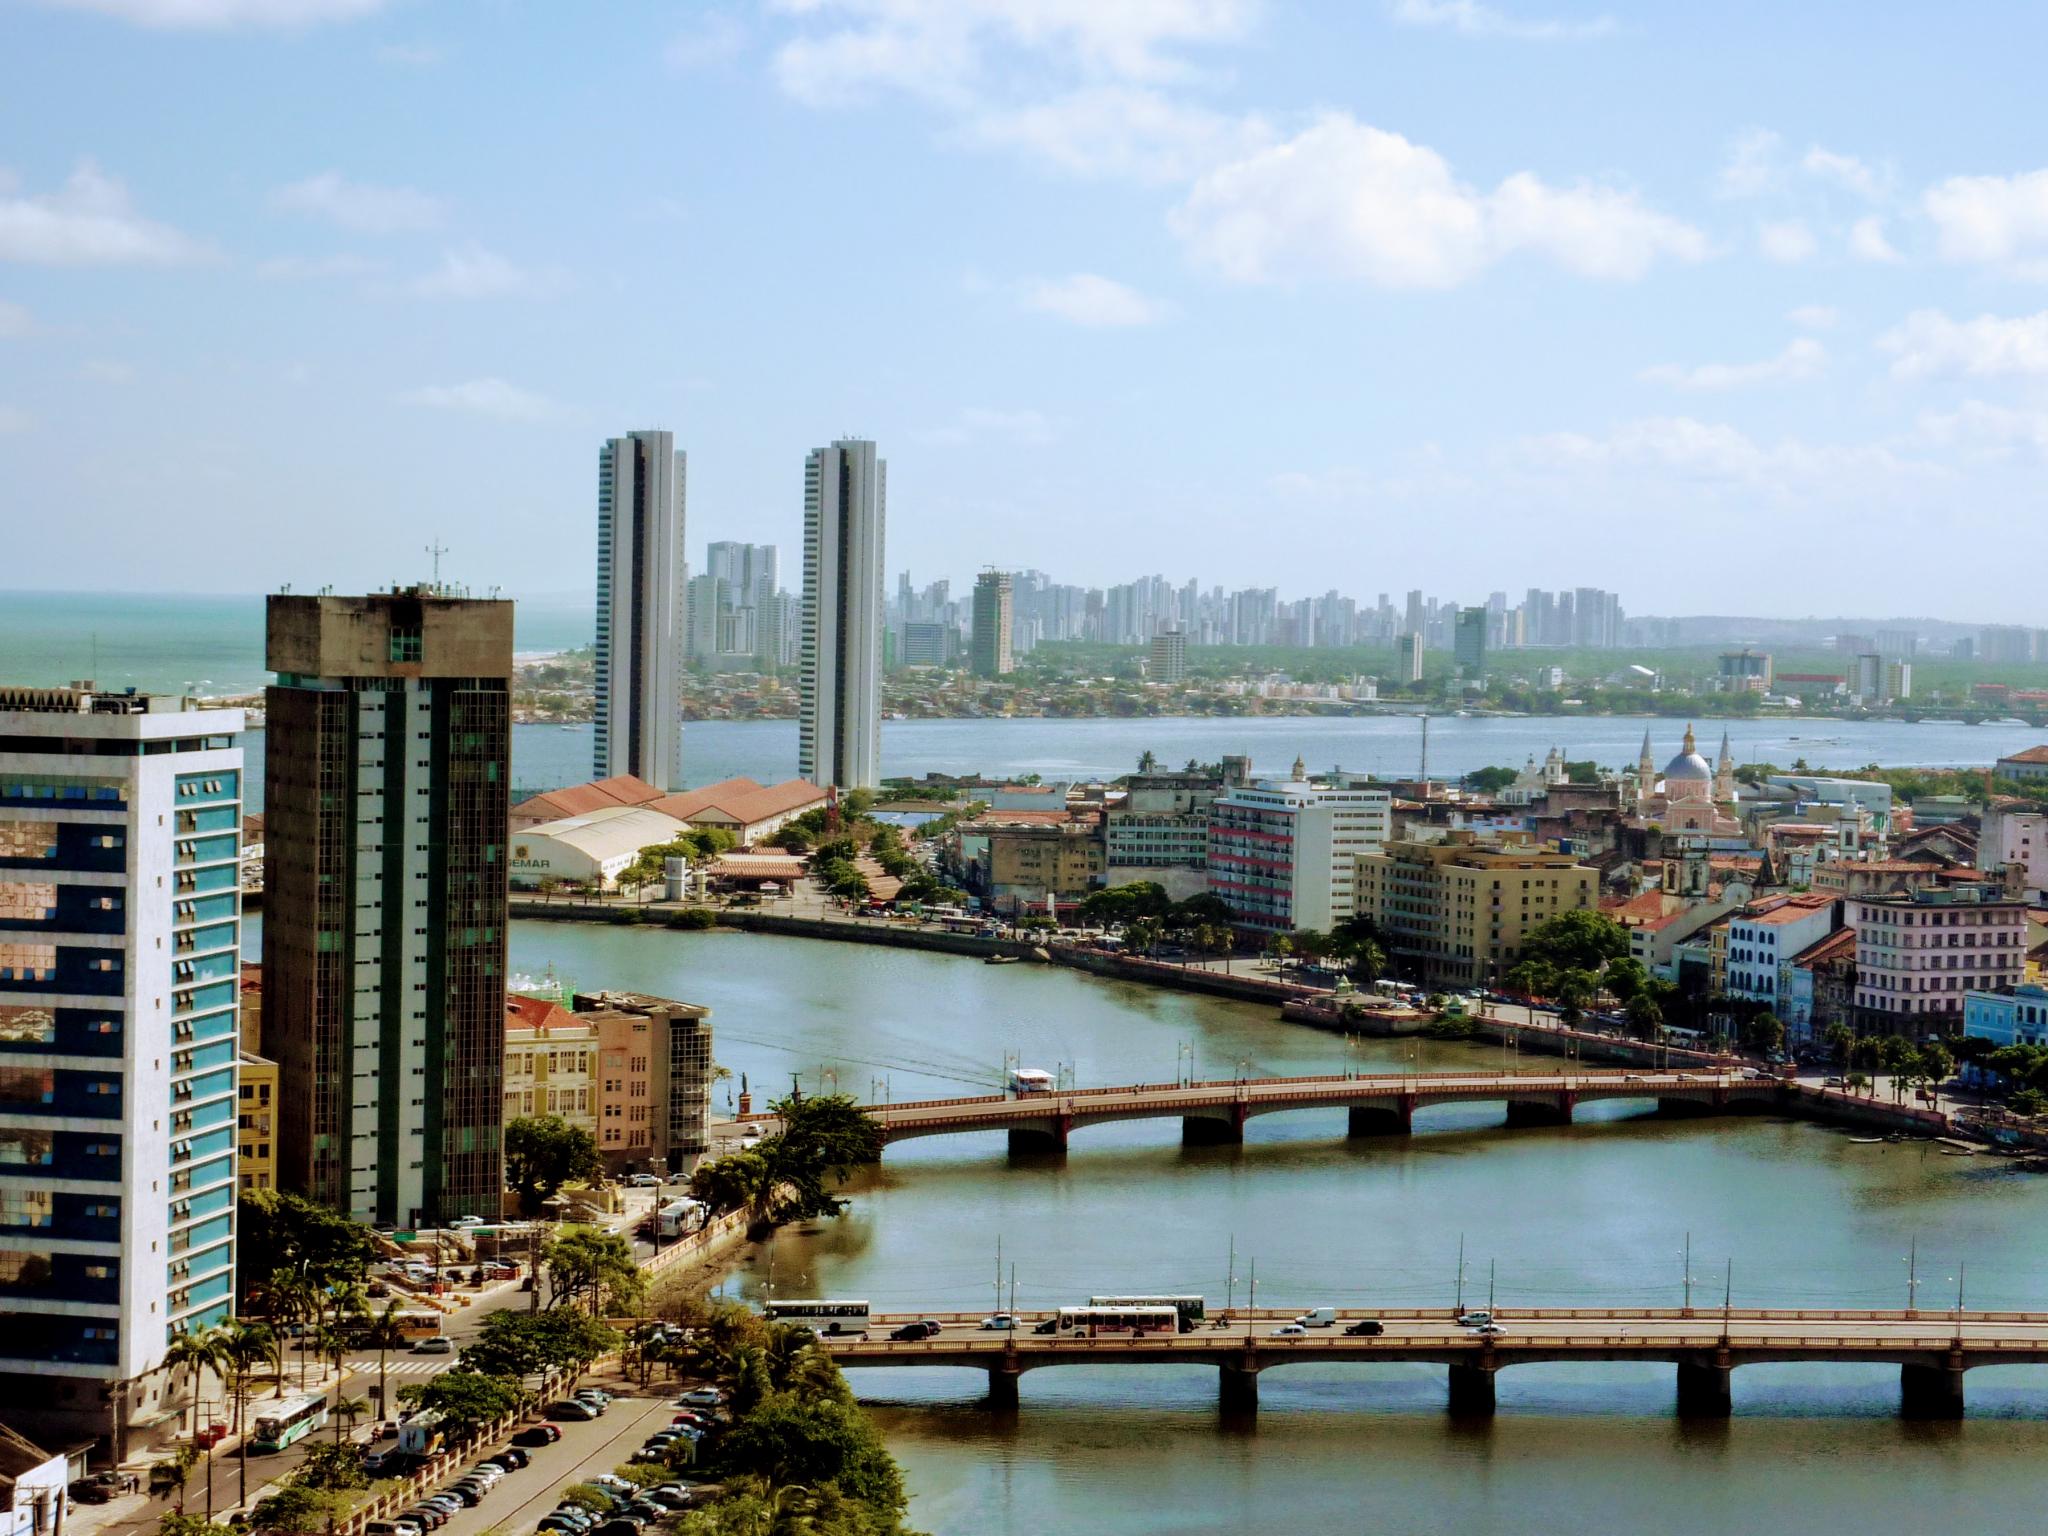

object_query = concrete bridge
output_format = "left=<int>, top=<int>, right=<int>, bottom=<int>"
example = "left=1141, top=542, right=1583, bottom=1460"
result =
left=734, top=1068, right=1787, bottom=1154
left=817, top=1307, right=2048, bottom=1418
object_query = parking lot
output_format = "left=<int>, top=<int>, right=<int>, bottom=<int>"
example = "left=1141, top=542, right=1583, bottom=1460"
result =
left=427, top=1389, right=682, bottom=1536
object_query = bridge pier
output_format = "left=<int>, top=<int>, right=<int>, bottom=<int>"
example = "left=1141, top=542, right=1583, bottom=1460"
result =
left=1183, top=1107, right=1248, bottom=1146
left=1676, top=1359, right=1732, bottom=1417
left=1504, top=1095, right=1573, bottom=1128
left=1219, top=1363, right=1260, bottom=1413
left=987, top=1365, right=1022, bottom=1411
left=1901, top=1360, right=1966, bottom=1420
left=1007, top=1121, right=1068, bottom=1156
left=1447, top=1362, right=1497, bottom=1416
left=1347, top=1103, right=1413, bottom=1137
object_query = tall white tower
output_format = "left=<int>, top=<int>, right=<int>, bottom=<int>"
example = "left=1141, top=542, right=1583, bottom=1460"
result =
left=800, top=439, right=886, bottom=789
left=594, top=430, right=687, bottom=791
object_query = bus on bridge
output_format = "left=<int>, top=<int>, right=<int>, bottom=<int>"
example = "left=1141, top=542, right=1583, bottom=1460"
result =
left=1054, top=1305, right=1179, bottom=1338
left=1089, top=1294, right=1205, bottom=1330
left=764, top=1298, right=872, bottom=1337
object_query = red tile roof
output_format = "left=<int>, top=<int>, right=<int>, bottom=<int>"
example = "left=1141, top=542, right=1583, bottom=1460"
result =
left=1999, top=746, right=2048, bottom=765
left=645, top=777, right=827, bottom=830
left=513, top=775, right=664, bottom=822
left=1790, top=927, right=1856, bottom=967
left=506, top=993, right=578, bottom=1032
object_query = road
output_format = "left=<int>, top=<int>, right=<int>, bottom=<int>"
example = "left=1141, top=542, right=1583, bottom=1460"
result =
left=433, top=1389, right=680, bottom=1536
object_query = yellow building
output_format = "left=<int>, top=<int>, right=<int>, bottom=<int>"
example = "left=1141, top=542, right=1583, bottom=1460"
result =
left=503, top=995, right=599, bottom=1133
left=1354, top=832, right=1597, bottom=987
left=237, top=1052, right=277, bottom=1191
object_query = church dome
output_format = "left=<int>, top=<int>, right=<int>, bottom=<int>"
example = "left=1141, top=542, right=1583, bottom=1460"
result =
left=1661, top=724, right=1712, bottom=783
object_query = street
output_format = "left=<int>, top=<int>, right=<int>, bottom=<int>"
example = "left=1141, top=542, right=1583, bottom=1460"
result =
left=431, top=1390, right=681, bottom=1536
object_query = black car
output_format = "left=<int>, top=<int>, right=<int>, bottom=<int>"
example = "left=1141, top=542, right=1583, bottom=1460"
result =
left=402, top=1508, right=447, bottom=1531
left=483, top=1448, right=529, bottom=1470
left=1343, top=1319, right=1385, bottom=1336
left=593, top=1522, right=643, bottom=1536
left=68, top=1477, right=121, bottom=1505
left=514, top=1425, right=562, bottom=1447
left=1032, top=1317, right=1059, bottom=1335
left=889, top=1320, right=940, bottom=1341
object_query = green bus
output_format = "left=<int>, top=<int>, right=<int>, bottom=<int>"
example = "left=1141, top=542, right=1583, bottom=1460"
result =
left=249, top=1392, right=330, bottom=1453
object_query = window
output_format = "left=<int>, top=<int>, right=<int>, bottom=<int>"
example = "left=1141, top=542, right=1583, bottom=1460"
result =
left=389, top=625, right=424, bottom=663
left=0, top=1005, right=55, bottom=1044
left=0, top=822, right=59, bottom=861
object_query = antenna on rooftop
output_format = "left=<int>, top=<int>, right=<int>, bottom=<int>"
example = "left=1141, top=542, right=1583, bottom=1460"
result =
left=426, top=537, right=449, bottom=589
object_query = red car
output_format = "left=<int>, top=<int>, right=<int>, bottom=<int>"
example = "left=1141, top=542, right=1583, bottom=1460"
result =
left=193, top=1423, right=227, bottom=1449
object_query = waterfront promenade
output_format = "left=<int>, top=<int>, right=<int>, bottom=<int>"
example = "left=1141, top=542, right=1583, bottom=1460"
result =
left=819, top=1307, right=2048, bottom=1417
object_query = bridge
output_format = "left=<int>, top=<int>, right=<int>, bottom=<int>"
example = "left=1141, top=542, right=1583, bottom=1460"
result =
left=816, top=1307, right=2048, bottom=1418
left=734, top=1068, right=1787, bottom=1154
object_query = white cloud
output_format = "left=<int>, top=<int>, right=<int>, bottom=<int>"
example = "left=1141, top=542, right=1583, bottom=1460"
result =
left=256, top=252, right=386, bottom=280
left=769, top=0, right=1256, bottom=107
left=919, top=406, right=1058, bottom=444
left=406, top=246, right=561, bottom=300
left=1387, top=0, right=1614, bottom=41
left=36, top=0, right=383, bottom=26
left=78, top=359, right=135, bottom=384
left=1879, top=308, right=2048, bottom=380
left=1021, top=271, right=1166, bottom=326
left=1917, top=400, right=2048, bottom=457
left=1801, top=144, right=1890, bottom=202
left=1923, top=168, right=2048, bottom=276
left=274, top=172, right=442, bottom=234
left=1640, top=337, right=1824, bottom=390
left=1848, top=214, right=1901, bottom=263
left=0, top=404, right=31, bottom=434
left=965, top=86, right=1270, bottom=184
left=0, top=300, right=30, bottom=337
left=1758, top=219, right=1816, bottom=264
left=398, top=378, right=556, bottom=421
left=0, top=161, right=206, bottom=266
left=667, top=11, right=745, bottom=70
left=1171, top=114, right=1705, bottom=287
left=1716, top=128, right=1781, bottom=199
left=1517, top=414, right=1923, bottom=490
left=1787, top=304, right=1837, bottom=330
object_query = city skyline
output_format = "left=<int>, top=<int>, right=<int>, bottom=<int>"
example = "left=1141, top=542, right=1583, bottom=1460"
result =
left=6, top=4, right=2048, bottom=615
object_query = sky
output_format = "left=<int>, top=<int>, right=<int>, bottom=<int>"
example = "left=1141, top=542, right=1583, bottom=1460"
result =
left=3, top=0, right=2048, bottom=620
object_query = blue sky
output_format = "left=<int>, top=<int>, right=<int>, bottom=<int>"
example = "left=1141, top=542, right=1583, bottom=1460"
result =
left=4, top=0, right=2048, bottom=620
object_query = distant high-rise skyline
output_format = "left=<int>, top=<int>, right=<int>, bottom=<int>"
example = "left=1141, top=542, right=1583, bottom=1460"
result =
left=263, top=589, right=511, bottom=1228
left=800, top=439, right=886, bottom=789
left=594, top=430, right=686, bottom=791
left=970, top=570, right=1014, bottom=678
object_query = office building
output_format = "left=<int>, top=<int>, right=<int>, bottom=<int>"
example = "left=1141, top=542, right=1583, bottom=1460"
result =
left=1149, top=628, right=1188, bottom=685
left=0, top=685, right=244, bottom=1458
left=800, top=439, right=886, bottom=789
left=1718, top=650, right=1773, bottom=694
left=594, top=430, right=687, bottom=791
left=263, top=590, right=511, bottom=1227
left=1206, top=762, right=1392, bottom=932
left=1398, top=633, right=1424, bottom=683
left=899, top=621, right=952, bottom=670
left=971, top=571, right=1014, bottom=678
left=1848, top=885, right=2028, bottom=1035
left=1453, top=608, right=1487, bottom=676
left=1354, top=832, right=1596, bottom=988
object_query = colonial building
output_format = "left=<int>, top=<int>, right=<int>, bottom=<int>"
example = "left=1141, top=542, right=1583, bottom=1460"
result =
left=1354, top=832, right=1597, bottom=987
left=1633, top=726, right=1743, bottom=836
left=1848, top=885, right=2029, bottom=1036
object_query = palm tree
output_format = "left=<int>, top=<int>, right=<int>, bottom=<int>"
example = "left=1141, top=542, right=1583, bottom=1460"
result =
left=163, top=1325, right=228, bottom=1519
left=330, top=1393, right=372, bottom=1447
left=148, top=1446, right=199, bottom=1513
left=360, top=1302, right=407, bottom=1421
left=221, top=1319, right=277, bottom=1509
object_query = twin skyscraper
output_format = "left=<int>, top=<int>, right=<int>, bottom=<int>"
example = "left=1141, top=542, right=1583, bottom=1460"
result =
left=593, top=431, right=885, bottom=793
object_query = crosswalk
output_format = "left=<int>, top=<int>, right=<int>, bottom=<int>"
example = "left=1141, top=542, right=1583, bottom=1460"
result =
left=346, top=1357, right=449, bottom=1378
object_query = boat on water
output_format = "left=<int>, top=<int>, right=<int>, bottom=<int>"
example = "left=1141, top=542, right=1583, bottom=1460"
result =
left=985, top=954, right=1021, bottom=965
left=1849, top=1136, right=1885, bottom=1144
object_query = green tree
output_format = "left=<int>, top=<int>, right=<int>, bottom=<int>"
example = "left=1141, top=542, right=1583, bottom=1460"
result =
left=1463, top=765, right=1519, bottom=794
left=504, top=1114, right=606, bottom=1214
left=1518, top=909, right=1629, bottom=974
left=236, top=1190, right=374, bottom=1314
left=461, top=1308, right=620, bottom=1378
left=1624, top=992, right=1664, bottom=1040
left=158, top=1517, right=235, bottom=1536
left=359, top=1302, right=406, bottom=1419
left=397, top=1370, right=525, bottom=1441
left=221, top=1319, right=277, bottom=1507
left=711, top=1394, right=908, bottom=1516
left=149, top=1446, right=199, bottom=1513
left=545, top=1227, right=644, bottom=1316
left=1823, top=1022, right=1854, bottom=1064
left=248, top=1483, right=341, bottom=1536
left=296, top=1440, right=368, bottom=1490
left=1741, top=1012, right=1785, bottom=1056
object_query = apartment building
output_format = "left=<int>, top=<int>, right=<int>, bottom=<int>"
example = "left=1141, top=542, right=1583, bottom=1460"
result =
left=0, top=685, right=243, bottom=1457
left=1848, top=885, right=2029, bottom=1035
left=236, top=1052, right=276, bottom=1192
left=1354, top=832, right=1596, bottom=987
left=1206, top=764, right=1392, bottom=932
left=1722, top=893, right=1840, bottom=1015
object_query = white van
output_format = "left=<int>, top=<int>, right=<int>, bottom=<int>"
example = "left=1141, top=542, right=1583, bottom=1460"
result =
left=1298, top=1307, right=1337, bottom=1327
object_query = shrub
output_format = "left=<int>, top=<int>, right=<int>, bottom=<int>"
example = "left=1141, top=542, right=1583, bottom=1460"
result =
left=666, top=908, right=718, bottom=930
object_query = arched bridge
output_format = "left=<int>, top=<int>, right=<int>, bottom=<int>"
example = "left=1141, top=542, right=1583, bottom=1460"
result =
left=818, top=1306, right=2048, bottom=1419
left=734, top=1068, right=1787, bottom=1153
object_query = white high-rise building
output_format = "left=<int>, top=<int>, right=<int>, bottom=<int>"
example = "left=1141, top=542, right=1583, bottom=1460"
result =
left=0, top=685, right=244, bottom=1457
left=594, top=430, right=687, bottom=791
left=800, top=439, right=886, bottom=789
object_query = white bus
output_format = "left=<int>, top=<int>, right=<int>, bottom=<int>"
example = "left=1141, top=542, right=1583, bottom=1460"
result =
left=249, top=1393, right=330, bottom=1453
left=1009, top=1068, right=1055, bottom=1095
left=763, top=1299, right=872, bottom=1338
left=1054, top=1305, right=1179, bottom=1338
left=393, top=1309, right=443, bottom=1341
left=1088, top=1294, right=1204, bottom=1330
left=658, top=1199, right=707, bottom=1239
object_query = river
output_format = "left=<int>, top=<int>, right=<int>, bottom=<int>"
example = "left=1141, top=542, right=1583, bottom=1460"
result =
left=508, top=921, right=2048, bottom=1536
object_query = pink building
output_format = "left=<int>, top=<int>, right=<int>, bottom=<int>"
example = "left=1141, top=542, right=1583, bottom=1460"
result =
left=1848, top=886, right=2029, bottom=1036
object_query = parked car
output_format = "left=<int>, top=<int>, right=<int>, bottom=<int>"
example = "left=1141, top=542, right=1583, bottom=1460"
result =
left=365, top=1520, right=422, bottom=1536
left=440, top=1486, right=483, bottom=1507
left=626, top=1173, right=661, bottom=1188
left=401, top=1508, right=447, bottom=1530
left=68, top=1477, right=121, bottom=1505
left=515, top=1425, right=563, bottom=1447
left=669, top=1411, right=709, bottom=1429
left=575, top=1387, right=614, bottom=1405
left=536, top=1518, right=587, bottom=1535
left=546, top=1399, right=599, bottom=1421
left=593, top=1521, right=644, bottom=1536
left=484, top=1448, right=530, bottom=1470
left=1343, top=1319, right=1386, bottom=1336
left=677, top=1386, right=726, bottom=1406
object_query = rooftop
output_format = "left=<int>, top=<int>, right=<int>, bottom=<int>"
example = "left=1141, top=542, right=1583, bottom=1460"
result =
left=1997, top=746, right=2048, bottom=765
left=645, top=776, right=827, bottom=829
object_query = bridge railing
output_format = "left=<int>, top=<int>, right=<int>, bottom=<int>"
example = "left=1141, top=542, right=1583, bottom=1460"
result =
left=823, top=1330, right=2048, bottom=1356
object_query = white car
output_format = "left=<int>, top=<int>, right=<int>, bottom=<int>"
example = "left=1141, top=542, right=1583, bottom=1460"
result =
left=677, top=1387, right=724, bottom=1408
left=451, top=1215, right=486, bottom=1229
left=740, top=1123, right=765, bottom=1141
left=1271, top=1323, right=1308, bottom=1336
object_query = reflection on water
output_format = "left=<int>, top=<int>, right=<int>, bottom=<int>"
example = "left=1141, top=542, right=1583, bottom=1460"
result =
left=510, top=923, right=2048, bottom=1535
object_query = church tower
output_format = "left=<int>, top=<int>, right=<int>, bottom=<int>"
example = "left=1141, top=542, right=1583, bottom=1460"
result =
left=1715, top=730, right=1736, bottom=802
left=1637, top=730, right=1655, bottom=804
